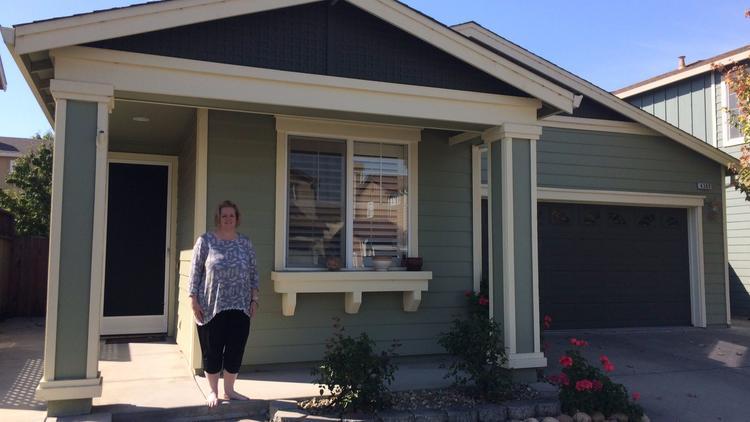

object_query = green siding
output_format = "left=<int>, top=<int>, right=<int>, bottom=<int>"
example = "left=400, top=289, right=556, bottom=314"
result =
left=177, top=125, right=197, bottom=252
left=629, top=73, right=714, bottom=145
left=512, top=140, right=533, bottom=353
left=489, top=143, right=504, bottom=326
left=204, top=112, right=473, bottom=364
left=538, top=127, right=727, bottom=325
left=55, top=100, right=97, bottom=379
left=724, top=144, right=750, bottom=317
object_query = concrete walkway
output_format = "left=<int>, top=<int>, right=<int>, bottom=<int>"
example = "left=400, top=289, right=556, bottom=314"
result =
left=544, top=321, right=750, bottom=422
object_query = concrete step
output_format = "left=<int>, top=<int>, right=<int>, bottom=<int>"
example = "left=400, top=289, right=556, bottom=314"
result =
left=111, top=399, right=269, bottom=422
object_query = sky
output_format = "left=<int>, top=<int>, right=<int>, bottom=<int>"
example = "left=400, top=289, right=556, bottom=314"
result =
left=1, top=0, right=749, bottom=138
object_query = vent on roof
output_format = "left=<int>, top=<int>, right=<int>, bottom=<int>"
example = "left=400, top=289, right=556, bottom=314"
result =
left=678, top=55, right=686, bottom=70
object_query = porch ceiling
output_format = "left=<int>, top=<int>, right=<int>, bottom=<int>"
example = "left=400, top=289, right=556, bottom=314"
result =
left=109, top=100, right=195, bottom=155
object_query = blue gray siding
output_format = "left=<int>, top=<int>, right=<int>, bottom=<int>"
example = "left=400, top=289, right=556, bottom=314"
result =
left=628, top=73, right=715, bottom=145
left=204, top=111, right=473, bottom=364
left=724, top=144, right=750, bottom=317
left=538, top=127, right=727, bottom=325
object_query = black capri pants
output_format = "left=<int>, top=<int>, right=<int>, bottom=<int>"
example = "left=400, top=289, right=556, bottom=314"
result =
left=197, top=309, right=250, bottom=374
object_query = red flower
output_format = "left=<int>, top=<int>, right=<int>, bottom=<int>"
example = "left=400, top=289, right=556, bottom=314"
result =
left=464, top=290, right=473, bottom=297
left=599, top=355, right=610, bottom=364
left=478, top=296, right=489, bottom=306
left=592, top=380, right=603, bottom=391
left=559, top=372, right=570, bottom=386
left=575, top=379, right=594, bottom=391
left=603, top=362, right=615, bottom=373
left=559, top=355, right=573, bottom=367
left=546, top=374, right=561, bottom=384
left=543, top=315, right=552, bottom=329
left=569, top=338, right=588, bottom=347
left=632, top=392, right=641, bottom=401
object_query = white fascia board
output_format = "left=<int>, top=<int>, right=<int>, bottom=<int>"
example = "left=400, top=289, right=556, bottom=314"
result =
left=2, top=26, right=54, bottom=125
left=614, top=50, right=750, bottom=98
left=51, top=46, right=541, bottom=126
left=347, top=0, right=576, bottom=113
left=13, top=0, right=318, bottom=55
left=0, top=52, right=7, bottom=91
left=452, top=22, right=738, bottom=167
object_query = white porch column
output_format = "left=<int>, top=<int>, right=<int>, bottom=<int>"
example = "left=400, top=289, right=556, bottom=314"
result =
left=482, top=123, right=546, bottom=375
left=36, top=79, right=113, bottom=417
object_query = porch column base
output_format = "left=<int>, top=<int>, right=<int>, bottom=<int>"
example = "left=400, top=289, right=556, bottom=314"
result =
left=36, top=376, right=103, bottom=402
left=506, top=352, right=547, bottom=369
left=47, top=398, right=93, bottom=418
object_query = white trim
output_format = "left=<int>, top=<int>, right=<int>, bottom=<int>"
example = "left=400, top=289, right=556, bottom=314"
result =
left=722, top=167, right=731, bottom=325
left=540, top=116, right=658, bottom=136
left=195, top=108, right=208, bottom=236
left=537, top=187, right=705, bottom=208
left=471, top=145, right=482, bottom=292
left=451, top=22, right=737, bottom=167
left=506, top=352, right=547, bottom=370
left=12, top=0, right=318, bottom=55
left=530, top=140, right=540, bottom=354
left=274, top=116, right=419, bottom=272
left=41, top=99, right=66, bottom=383
left=710, top=70, right=718, bottom=148
left=486, top=141, right=494, bottom=321
left=51, top=46, right=541, bottom=127
left=449, top=131, right=481, bottom=146
left=536, top=187, right=708, bottom=328
left=35, top=377, right=103, bottom=401
left=271, top=271, right=432, bottom=316
left=612, top=49, right=750, bottom=98
left=50, top=79, right=115, bottom=110
left=101, top=153, right=178, bottom=336
left=0, top=151, right=24, bottom=158
left=0, top=51, right=6, bottom=91
left=483, top=123, right=542, bottom=142
left=86, top=103, right=109, bottom=379
left=501, top=138, right=516, bottom=355
left=2, top=27, right=54, bottom=124
left=721, top=80, right=745, bottom=147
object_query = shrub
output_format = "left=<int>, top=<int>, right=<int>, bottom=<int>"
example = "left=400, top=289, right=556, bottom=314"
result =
left=439, top=281, right=511, bottom=401
left=312, top=318, right=400, bottom=413
left=548, top=339, right=644, bottom=420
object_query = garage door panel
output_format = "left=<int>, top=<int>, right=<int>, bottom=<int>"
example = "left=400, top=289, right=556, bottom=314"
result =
left=539, top=203, right=691, bottom=329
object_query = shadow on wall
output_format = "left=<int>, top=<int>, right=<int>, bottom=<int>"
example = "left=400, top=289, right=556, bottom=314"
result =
left=730, top=265, right=750, bottom=320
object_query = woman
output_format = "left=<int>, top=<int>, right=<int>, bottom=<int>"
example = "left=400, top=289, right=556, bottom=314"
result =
left=188, top=200, right=259, bottom=408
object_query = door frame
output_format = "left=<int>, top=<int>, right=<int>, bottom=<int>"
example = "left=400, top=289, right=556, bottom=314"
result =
left=101, top=152, right=178, bottom=335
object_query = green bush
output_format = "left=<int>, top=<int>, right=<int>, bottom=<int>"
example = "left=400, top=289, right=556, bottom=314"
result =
left=438, top=284, right=511, bottom=401
left=548, top=339, right=644, bottom=420
left=312, top=318, right=400, bottom=412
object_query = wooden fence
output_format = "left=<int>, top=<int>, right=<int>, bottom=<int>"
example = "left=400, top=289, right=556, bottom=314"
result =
left=0, top=210, right=48, bottom=317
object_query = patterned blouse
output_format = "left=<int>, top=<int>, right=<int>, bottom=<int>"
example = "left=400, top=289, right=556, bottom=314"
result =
left=188, top=232, right=259, bottom=325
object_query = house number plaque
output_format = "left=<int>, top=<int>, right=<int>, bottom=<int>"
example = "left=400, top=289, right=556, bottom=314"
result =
left=696, top=182, right=712, bottom=191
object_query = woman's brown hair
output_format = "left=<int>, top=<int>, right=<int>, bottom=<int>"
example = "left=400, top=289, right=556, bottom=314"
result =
left=213, top=200, right=241, bottom=227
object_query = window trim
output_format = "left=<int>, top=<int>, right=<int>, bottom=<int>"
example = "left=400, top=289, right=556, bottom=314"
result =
left=274, top=116, right=421, bottom=271
left=722, top=80, right=745, bottom=147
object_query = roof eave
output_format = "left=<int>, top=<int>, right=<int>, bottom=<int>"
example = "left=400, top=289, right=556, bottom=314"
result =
left=2, top=26, right=54, bottom=125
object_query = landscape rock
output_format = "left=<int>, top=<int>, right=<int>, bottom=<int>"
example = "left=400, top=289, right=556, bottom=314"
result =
left=445, top=408, right=477, bottom=422
left=572, top=413, right=591, bottom=422
left=640, top=416, right=650, bottom=422
left=413, top=409, right=447, bottom=422
left=273, top=410, right=309, bottom=422
left=506, top=402, right=535, bottom=420
left=557, top=415, right=573, bottom=422
left=541, top=418, right=559, bottom=422
left=608, top=414, right=628, bottom=422
left=589, top=412, right=605, bottom=422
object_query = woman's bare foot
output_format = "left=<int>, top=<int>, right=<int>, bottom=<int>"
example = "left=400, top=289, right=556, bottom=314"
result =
left=222, top=390, right=250, bottom=401
left=207, top=391, right=220, bottom=408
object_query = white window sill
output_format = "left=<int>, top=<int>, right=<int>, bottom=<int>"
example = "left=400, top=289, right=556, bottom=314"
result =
left=271, top=270, right=432, bottom=316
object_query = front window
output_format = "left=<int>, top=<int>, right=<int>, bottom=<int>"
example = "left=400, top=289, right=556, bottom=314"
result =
left=285, top=136, right=410, bottom=269
left=724, top=81, right=745, bottom=146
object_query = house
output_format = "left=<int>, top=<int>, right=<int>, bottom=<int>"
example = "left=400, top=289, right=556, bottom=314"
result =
left=614, top=46, right=750, bottom=319
left=0, top=0, right=737, bottom=417
left=0, top=136, right=43, bottom=190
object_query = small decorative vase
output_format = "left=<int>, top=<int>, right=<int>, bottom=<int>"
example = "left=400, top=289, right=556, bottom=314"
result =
left=326, top=256, right=342, bottom=271
left=404, top=257, right=423, bottom=271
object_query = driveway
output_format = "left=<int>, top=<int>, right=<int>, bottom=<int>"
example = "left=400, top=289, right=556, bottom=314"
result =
left=544, top=320, right=750, bottom=422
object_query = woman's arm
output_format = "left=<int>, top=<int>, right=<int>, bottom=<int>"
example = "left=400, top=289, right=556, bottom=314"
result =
left=188, top=235, right=209, bottom=322
left=248, top=240, right=260, bottom=317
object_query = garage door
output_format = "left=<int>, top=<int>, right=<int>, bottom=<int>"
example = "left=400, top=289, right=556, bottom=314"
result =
left=538, top=203, right=691, bottom=329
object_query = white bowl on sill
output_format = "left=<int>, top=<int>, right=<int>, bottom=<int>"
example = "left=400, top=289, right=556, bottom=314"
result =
left=372, top=257, right=392, bottom=272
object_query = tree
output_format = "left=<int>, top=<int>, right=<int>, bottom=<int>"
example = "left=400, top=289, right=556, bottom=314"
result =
left=0, top=132, right=53, bottom=236
left=723, top=10, right=750, bottom=200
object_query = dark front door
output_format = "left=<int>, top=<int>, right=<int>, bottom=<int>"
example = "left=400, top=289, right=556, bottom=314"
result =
left=538, top=203, right=691, bottom=329
left=102, top=161, right=169, bottom=335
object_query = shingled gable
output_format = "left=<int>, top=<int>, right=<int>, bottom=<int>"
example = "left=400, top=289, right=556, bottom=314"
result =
left=3, top=0, right=576, bottom=116
left=452, top=21, right=737, bottom=166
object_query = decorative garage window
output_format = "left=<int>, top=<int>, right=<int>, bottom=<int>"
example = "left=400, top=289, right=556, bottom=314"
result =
left=272, top=117, right=430, bottom=316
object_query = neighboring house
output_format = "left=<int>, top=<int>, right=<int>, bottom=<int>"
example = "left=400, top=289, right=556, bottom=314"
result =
left=614, top=46, right=750, bottom=319
left=0, top=1, right=737, bottom=417
left=0, top=136, right=42, bottom=190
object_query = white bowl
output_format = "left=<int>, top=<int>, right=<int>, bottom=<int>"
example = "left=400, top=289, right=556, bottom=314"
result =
left=372, top=258, right=392, bottom=271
